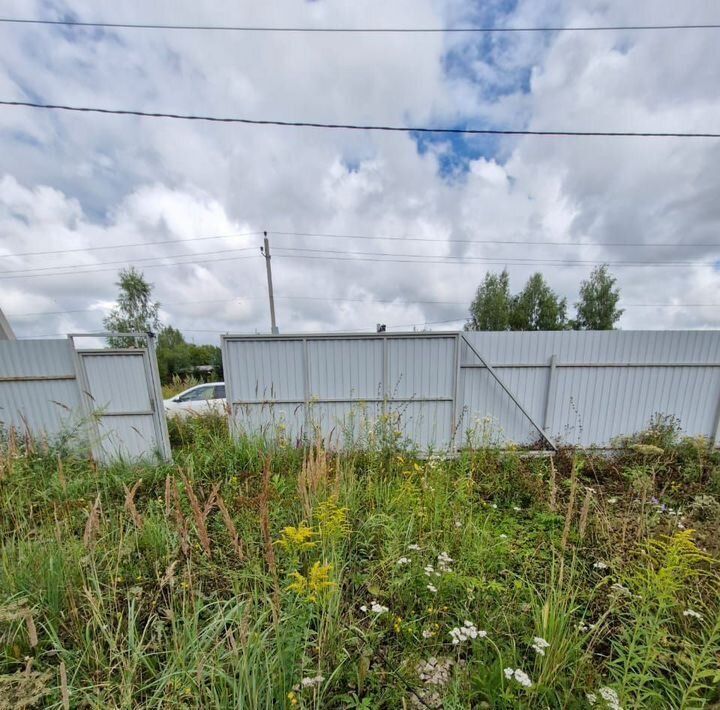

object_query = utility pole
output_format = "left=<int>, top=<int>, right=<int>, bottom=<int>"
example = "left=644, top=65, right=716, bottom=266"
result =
left=261, top=231, right=279, bottom=334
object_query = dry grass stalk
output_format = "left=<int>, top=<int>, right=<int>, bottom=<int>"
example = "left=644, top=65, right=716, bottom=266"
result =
left=83, top=493, right=102, bottom=548
left=578, top=487, right=594, bottom=540
left=23, top=610, right=38, bottom=648
left=560, top=458, right=579, bottom=552
left=260, top=458, right=281, bottom=626
left=159, top=560, right=178, bottom=589
left=123, top=480, right=143, bottom=529
left=299, top=436, right=329, bottom=519
left=164, top=474, right=172, bottom=518
left=56, top=454, right=67, bottom=494
left=548, top=457, right=557, bottom=513
left=170, top=479, right=190, bottom=556
left=181, top=474, right=217, bottom=556
left=59, top=661, right=70, bottom=710
left=8, top=427, right=17, bottom=458
left=216, top=493, right=244, bottom=559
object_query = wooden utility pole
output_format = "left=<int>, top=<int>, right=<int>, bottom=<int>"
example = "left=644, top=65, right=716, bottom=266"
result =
left=261, top=232, right=279, bottom=334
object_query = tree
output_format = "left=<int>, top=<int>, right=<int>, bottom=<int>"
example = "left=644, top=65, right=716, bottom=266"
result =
left=465, top=269, right=512, bottom=331
left=510, top=273, right=567, bottom=331
left=103, top=267, right=161, bottom=347
left=573, top=264, right=623, bottom=330
left=156, top=325, right=223, bottom=383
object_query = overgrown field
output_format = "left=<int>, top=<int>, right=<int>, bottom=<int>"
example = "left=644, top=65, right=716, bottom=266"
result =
left=1, top=416, right=720, bottom=708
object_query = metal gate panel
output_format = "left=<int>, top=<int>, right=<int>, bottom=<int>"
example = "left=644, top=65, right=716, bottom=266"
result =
left=76, top=348, right=171, bottom=463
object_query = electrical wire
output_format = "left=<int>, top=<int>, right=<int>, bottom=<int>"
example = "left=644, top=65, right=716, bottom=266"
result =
left=2, top=100, right=719, bottom=138
left=268, top=230, right=719, bottom=249
left=2, top=17, right=720, bottom=33
left=0, top=253, right=259, bottom=280
left=1, top=231, right=261, bottom=259
left=0, top=246, right=258, bottom=276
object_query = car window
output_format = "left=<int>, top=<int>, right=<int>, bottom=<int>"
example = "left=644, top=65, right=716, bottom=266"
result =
left=179, top=386, right=214, bottom=402
left=214, top=385, right=226, bottom=399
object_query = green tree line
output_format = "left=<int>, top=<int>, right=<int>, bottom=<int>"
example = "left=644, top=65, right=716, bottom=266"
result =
left=465, top=265, right=623, bottom=331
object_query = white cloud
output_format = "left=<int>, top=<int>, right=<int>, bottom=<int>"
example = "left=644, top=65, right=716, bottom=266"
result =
left=1, top=0, right=719, bottom=340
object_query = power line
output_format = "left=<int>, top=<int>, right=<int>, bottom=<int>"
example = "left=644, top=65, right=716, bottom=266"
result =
left=2, top=17, right=720, bottom=33
left=272, top=248, right=719, bottom=268
left=8, top=297, right=720, bottom=319
left=1, top=231, right=261, bottom=259
left=0, top=246, right=258, bottom=276
left=2, top=100, right=720, bottom=138
left=0, top=252, right=259, bottom=280
left=269, top=230, right=719, bottom=249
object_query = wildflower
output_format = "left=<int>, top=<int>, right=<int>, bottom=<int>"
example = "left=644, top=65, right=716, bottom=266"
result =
left=598, top=686, right=622, bottom=710
left=275, top=522, right=316, bottom=552
left=449, top=621, right=485, bottom=645
left=361, top=600, right=388, bottom=615
left=287, top=562, right=335, bottom=601
left=300, top=675, right=324, bottom=688
left=683, top=609, right=703, bottom=620
left=396, top=557, right=411, bottom=566
left=424, top=564, right=440, bottom=578
left=513, top=506, right=521, bottom=512
left=607, top=497, right=618, bottom=504
left=499, top=533, right=508, bottom=539
left=593, top=561, right=609, bottom=570
left=427, top=583, right=438, bottom=593
left=531, top=636, right=550, bottom=656
left=422, top=628, right=435, bottom=638
left=587, top=692, right=597, bottom=704
left=454, top=520, right=462, bottom=528
left=408, top=544, right=422, bottom=551
left=504, top=668, right=532, bottom=687
left=315, top=497, right=350, bottom=539
left=437, top=552, right=454, bottom=573
left=287, top=691, right=298, bottom=705
left=491, top=503, right=498, bottom=509
left=577, top=622, right=589, bottom=632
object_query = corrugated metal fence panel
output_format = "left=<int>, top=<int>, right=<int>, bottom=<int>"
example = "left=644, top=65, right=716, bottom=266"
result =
left=308, top=339, right=383, bottom=399
left=78, top=351, right=162, bottom=461
left=0, top=339, right=85, bottom=440
left=462, top=331, right=720, bottom=446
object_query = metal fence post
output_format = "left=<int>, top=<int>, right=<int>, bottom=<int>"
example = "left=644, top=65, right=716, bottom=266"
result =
left=543, top=354, right=557, bottom=433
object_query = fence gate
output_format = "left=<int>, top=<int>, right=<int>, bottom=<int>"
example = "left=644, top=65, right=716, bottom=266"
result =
left=71, top=334, right=171, bottom=463
left=0, top=334, right=170, bottom=464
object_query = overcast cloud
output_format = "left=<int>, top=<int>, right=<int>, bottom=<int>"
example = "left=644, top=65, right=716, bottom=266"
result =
left=1, top=0, right=719, bottom=342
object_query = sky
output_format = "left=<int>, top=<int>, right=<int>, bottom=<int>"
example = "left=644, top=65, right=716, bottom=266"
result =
left=1, top=0, right=720, bottom=342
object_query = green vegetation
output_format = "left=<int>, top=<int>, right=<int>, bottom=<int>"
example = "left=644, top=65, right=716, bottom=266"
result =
left=466, top=265, right=623, bottom=331
left=1, top=416, right=719, bottom=708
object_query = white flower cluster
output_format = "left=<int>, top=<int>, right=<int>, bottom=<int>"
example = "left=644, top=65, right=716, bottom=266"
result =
left=504, top=667, right=532, bottom=688
left=683, top=608, right=703, bottom=620
left=424, top=564, right=440, bottom=578
left=587, top=686, right=622, bottom=710
left=422, top=628, right=435, bottom=639
left=360, top=600, right=388, bottom=615
left=437, top=552, right=454, bottom=573
left=408, top=544, right=422, bottom=551
left=427, top=583, right=438, bottom=593
left=449, top=620, right=486, bottom=645
left=396, top=557, right=411, bottom=566
left=298, top=675, right=324, bottom=689
left=531, top=636, right=550, bottom=656
left=593, top=561, right=609, bottom=570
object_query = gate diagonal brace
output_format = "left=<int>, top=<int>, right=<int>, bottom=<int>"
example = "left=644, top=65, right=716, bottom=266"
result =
left=460, top=335, right=557, bottom=452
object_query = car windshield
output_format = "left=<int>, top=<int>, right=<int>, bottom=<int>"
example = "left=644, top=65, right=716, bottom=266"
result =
left=179, top=386, right=214, bottom=402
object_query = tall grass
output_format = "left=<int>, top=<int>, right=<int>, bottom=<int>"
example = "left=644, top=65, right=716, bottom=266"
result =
left=0, top=418, right=718, bottom=707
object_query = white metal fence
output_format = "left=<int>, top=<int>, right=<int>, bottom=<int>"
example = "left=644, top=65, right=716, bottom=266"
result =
left=222, top=330, right=720, bottom=450
left=0, top=334, right=171, bottom=463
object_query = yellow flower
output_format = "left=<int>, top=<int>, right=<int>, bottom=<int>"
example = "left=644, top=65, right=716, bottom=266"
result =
left=287, top=561, right=336, bottom=602
left=275, top=522, right=317, bottom=552
left=315, top=497, right=350, bottom=539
